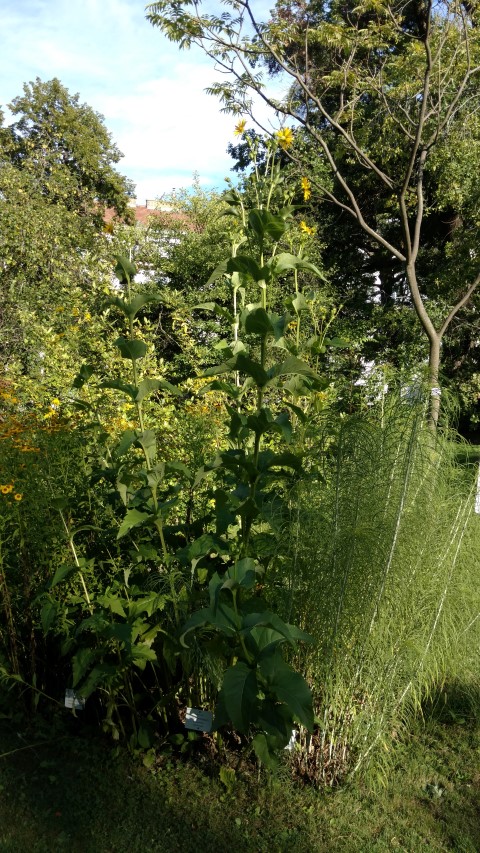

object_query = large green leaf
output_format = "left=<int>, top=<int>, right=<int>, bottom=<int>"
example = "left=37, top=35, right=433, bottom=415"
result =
left=127, top=293, right=162, bottom=319
left=252, top=732, right=280, bottom=768
left=248, top=209, right=286, bottom=242
left=203, top=352, right=268, bottom=387
left=135, top=430, right=156, bottom=463
left=72, top=647, right=96, bottom=688
left=130, top=643, right=157, bottom=669
left=101, top=379, right=137, bottom=401
left=194, top=302, right=233, bottom=322
left=117, top=508, right=152, bottom=539
left=115, top=429, right=137, bottom=458
left=135, top=378, right=162, bottom=403
left=226, top=255, right=266, bottom=282
left=273, top=252, right=325, bottom=278
left=114, top=336, right=148, bottom=360
left=267, top=355, right=322, bottom=382
left=72, top=363, right=94, bottom=389
left=222, top=662, right=258, bottom=732
left=114, top=254, right=136, bottom=283
left=205, top=259, right=228, bottom=286
left=259, top=650, right=314, bottom=731
left=179, top=607, right=212, bottom=647
left=50, top=563, right=77, bottom=588
left=220, top=558, right=258, bottom=593
left=40, top=600, right=58, bottom=634
left=243, top=307, right=275, bottom=336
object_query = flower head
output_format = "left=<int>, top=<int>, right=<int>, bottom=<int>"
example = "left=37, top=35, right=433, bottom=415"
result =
left=300, top=220, right=316, bottom=237
left=1, top=484, right=14, bottom=495
left=276, top=127, right=294, bottom=149
left=301, top=177, right=311, bottom=201
left=234, top=118, right=247, bottom=137
left=14, top=493, right=22, bottom=502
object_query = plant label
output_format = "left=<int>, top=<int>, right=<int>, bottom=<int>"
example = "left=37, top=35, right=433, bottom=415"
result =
left=185, top=707, right=213, bottom=732
left=65, top=688, right=85, bottom=710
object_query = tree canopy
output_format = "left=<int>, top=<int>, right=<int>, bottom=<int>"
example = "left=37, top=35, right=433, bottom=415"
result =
left=1, top=77, right=134, bottom=223
left=147, top=0, right=480, bottom=428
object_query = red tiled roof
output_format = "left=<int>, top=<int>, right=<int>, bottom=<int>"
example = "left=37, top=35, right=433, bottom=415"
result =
left=104, top=206, right=191, bottom=229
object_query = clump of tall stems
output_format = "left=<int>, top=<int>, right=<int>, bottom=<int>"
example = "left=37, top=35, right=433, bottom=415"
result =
left=278, top=393, right=480, bottom=783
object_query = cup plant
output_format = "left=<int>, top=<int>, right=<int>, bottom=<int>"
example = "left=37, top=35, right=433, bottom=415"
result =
left=39, top=124, right=327, bottom=766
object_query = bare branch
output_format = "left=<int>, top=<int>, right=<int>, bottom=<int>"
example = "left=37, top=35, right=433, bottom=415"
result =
left=439, top=273, right=480, bottom=339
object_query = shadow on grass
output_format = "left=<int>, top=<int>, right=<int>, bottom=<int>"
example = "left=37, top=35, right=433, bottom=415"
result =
left=0, top=726, right=245, bottom=853
left=0, top=701, right=479, bottom=853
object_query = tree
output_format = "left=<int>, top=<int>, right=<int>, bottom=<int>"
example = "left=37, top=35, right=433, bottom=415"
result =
left=0, top=79, right=134, bottom=401
left=147, top=0, right=480, bottom=427
left=2, top=78, right=134, bottom=224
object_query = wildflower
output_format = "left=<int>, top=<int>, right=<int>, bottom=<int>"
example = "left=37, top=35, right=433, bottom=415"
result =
left=1, top=484, right=14, bottom=494
left=300, top=220, right=316, bottom=236
left=276, top=127, right=294, bottom=149
left=301, top=177, right=311, bottom=201
left=234, top=118, right=247, bottom=137
left=51, top=398, right=61, bottom=407
left=84, top=311, right=91, bottom=322
left=14, top=493, right=22, bottom=501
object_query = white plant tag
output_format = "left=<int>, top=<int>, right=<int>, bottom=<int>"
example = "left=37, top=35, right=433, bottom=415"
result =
left=185, top=707, right=213, bottom=732
left=285, top=729, right=297, bottom=751
left=65, top=688, right=85, bottom=710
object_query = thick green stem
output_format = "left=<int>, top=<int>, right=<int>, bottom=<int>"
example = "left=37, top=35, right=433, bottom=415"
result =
left=59, top=511, right=93, bottom=614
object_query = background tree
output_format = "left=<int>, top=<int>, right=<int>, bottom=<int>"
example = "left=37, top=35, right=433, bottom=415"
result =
left=0, top=79, right=133, bottom=404
left=2, top=78, right=134, bottom=225
left=147, top=0, right=480, bottom=428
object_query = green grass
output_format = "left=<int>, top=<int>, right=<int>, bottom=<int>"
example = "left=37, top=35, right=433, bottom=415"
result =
left=0, top=707, right=478, bottom=853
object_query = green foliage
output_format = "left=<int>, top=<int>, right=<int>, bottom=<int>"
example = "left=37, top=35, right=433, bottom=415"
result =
left=0, top=79, right=134, bottom=410
left=4, top=77, right=133, bottom=219
left=278, top=395, right=480, bottom=782
left=147, top=0, right=480, bottom=431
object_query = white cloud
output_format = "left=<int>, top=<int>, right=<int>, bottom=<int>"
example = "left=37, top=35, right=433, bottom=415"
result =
left=1, top=0, right=289, bottom=197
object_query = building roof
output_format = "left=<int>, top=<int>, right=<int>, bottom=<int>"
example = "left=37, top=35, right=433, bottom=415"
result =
left=104, top=199, right=191, bottom=229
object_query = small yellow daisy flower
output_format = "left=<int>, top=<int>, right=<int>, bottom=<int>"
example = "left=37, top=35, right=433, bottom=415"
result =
left=276, top=127, right=294, bottom=149
left=301, top=177, right=311, bottom=201
left=300, top=220, right=316, bottom=236
left=14, top=493, right=23, bottom=501
left=234, top=118, right=247, bottom=137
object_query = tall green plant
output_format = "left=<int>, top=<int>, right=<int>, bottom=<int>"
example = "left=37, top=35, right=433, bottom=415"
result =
left=39, top=133, right=330, bottom=762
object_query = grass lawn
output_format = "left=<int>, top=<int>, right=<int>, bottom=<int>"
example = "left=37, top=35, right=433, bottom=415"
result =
left=0, top=710, right=478, bottom=853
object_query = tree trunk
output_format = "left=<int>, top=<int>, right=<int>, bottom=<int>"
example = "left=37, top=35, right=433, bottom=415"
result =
left=428, top=333, right=442, bottom=429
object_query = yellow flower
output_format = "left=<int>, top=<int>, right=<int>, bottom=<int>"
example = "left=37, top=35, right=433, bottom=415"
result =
left=300, top=220, right=316, bottom=236
left=276, top=127, right=294, bottom=149
left=234, top=118, right=247, bottom=137
left=51, top=398, right=61, bottom=406
left=301, top=177, right=311, bottom=201
left=14, top=493, right=23, bottom=501
left=84, top=311, right=92, bottom=322
left=1, top=484, right=14, bottom=494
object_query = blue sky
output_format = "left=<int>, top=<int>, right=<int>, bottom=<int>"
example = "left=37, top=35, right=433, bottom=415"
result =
left=1, top=0, right=281, bottom=203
